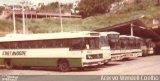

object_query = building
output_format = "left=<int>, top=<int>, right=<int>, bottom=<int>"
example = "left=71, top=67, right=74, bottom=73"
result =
left=95, top=19, right=160, bottom=42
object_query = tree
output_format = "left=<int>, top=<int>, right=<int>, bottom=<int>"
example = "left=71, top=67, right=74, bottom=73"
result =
left=0, top=6, right=4, bottom=14
left=77, top=0, right=116, bottom=18
left=39, top=2, right=72, bottom=13
left=154, top=0, right=160, bottom=6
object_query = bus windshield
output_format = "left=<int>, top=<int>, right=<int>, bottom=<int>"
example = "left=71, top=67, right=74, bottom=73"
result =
left=100, top=36, right=109, bottom=47
left=120, top=38, right=129, bottom=49
left=84, top=37, right=100, bottom=49
left=70, top=38, right=84, bottom=50
left=108, top=34, right=119, bottom=50
left=146, top=39, right=153, bottom=48
left=70, top=37, right=100, bottom=50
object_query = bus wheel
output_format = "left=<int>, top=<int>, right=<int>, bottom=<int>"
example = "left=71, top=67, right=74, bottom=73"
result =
left=58, top=60, right=70, bottom=72
left=4, top=60, right=13, bottom=69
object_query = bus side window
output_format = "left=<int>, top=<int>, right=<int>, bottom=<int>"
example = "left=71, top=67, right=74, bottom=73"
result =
left=0, top=42, right=3, bottom=49
left=62, top=39, right=70, bottom=48
left=70, top=38, right=83, bottom=50
left=120, top=39, right=125, bottom=49
left=54, top=39, right=62, bottom=48
left=118, top=40, right=121, bottom=49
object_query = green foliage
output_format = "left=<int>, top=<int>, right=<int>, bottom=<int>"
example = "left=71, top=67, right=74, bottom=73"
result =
left=1, top=0, right=160, bottom=34
left=78, top=0, right=117, bottom=18
left=26, top=0, right=160, bottom=33
left=154, top=0, right=160, bottom=6
left=0, top=6, right=4, bottom=14
left=0, top=20, right=13, bottom=32
left=78, top=0, right=108, bottom=17
left=39, top=2, right=72, bottom=13
left=39, top=2, right=59, bottom=13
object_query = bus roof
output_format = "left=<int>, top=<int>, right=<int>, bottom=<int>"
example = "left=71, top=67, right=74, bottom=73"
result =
left=107, top=31, right=120, bottom=34
left=119, top=35, right=129, bottom=38
left=99, top=31, right=120, bottom=36
left=0, top=31, right=99, bottom=42
left=120, top=35, right=143, bottom=40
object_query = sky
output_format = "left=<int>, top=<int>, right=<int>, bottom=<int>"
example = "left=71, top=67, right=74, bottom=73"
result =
left=0, top=0, right=77, bottom=5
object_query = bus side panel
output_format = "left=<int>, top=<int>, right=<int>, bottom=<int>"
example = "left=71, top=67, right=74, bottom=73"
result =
left=11, top=58, right=82, bottom=67
left=68, top=58, right=82, bottom=67
left=0, top=58, right=4, bottom=65
left=11, top=58, right=58, bottom=67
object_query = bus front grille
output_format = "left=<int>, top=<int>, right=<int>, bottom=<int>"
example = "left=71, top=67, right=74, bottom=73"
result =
left=86, top=54, right=103, bottom=59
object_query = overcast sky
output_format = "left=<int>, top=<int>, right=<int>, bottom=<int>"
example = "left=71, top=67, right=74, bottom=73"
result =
left=0, top=0, right=77, bottom=5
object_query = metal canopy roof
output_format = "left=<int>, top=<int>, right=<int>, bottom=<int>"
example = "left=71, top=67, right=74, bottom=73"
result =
left=95, top=19, right=160, bottom=42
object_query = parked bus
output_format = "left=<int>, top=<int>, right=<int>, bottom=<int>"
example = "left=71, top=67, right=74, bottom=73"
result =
left=132, top=36, right=143, bottom=57
left=142, top=39, right=154, bottom=56
left=107, top=32, right=124, bottom=61
left=119, top=35, right=139, bottom=59
left=154, top=42, right=160, bottom=55
left=0, top=32, right=104, bottom=72
left=99, top=32, right=111, bottom=64
left=145, top=39, right=154, bottom=55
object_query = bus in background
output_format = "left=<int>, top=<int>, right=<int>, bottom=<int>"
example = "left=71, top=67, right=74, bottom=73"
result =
left=107, top=32, right=124, bottom=61
left=133, top=36, right=143, bottom=57
left=154, top=42, right=160, bottom=55
left=119, top=35, right=139, bottom=59
left=145, top=39, right=154, bottom=55
left=142, top=38, right=154, bottom=56
left=99, top=32, right=111, bottom=64
left=0, top=32, right=104, bottom=72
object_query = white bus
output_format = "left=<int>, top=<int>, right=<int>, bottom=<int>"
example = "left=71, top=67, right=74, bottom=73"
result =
left=99, top=32, right=111, bottom=64
left=120, top=35, right=144, bottom=59
left=107, top=32, right=124, bottom=61
left=131, top=36, right=143, bottom=57
left=119, top=35, right=139, bottom=59
left=142, top=38, right=154, bottom=56
left=145, top=39, right=154, bottom=55
left=0, top=32, right=104, bottom=72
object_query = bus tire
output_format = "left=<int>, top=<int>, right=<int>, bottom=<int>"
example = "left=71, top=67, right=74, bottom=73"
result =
left=4, top=59, right=13, bottom=69
left=58, top=59, right=70, bottom=72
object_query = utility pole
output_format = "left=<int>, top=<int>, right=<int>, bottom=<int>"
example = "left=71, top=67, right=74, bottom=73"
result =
left=21, top=0, right=26, bottom=34
left=25, top=1, right=29, bottom=34
left=131, top=23, right=133, bottom=36
left=12, top=5, right=16, bottom=34
left=58, top=1, right=63, bottom=32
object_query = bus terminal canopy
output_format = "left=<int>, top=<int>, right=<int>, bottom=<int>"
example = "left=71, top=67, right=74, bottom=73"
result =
left=94, top=19, right=160, bottom=42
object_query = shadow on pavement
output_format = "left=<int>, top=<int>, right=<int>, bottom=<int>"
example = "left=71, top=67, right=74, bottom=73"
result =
left=14, top=66, right=101, bottom=72
left=117, top=58, right=135, bottom=62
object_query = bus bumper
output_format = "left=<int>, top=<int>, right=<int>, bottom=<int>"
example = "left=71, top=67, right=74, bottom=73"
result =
left=82, top=60, right=105, bottom=67
left=111, top=54, right=124, bottom=61
left=125, top=53, right=139, bottom=58
left=148, top=50, right=154, bottom=54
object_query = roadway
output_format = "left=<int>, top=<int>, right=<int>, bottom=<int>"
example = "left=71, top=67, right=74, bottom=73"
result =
left=0, top=54, right=160, bottom=75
